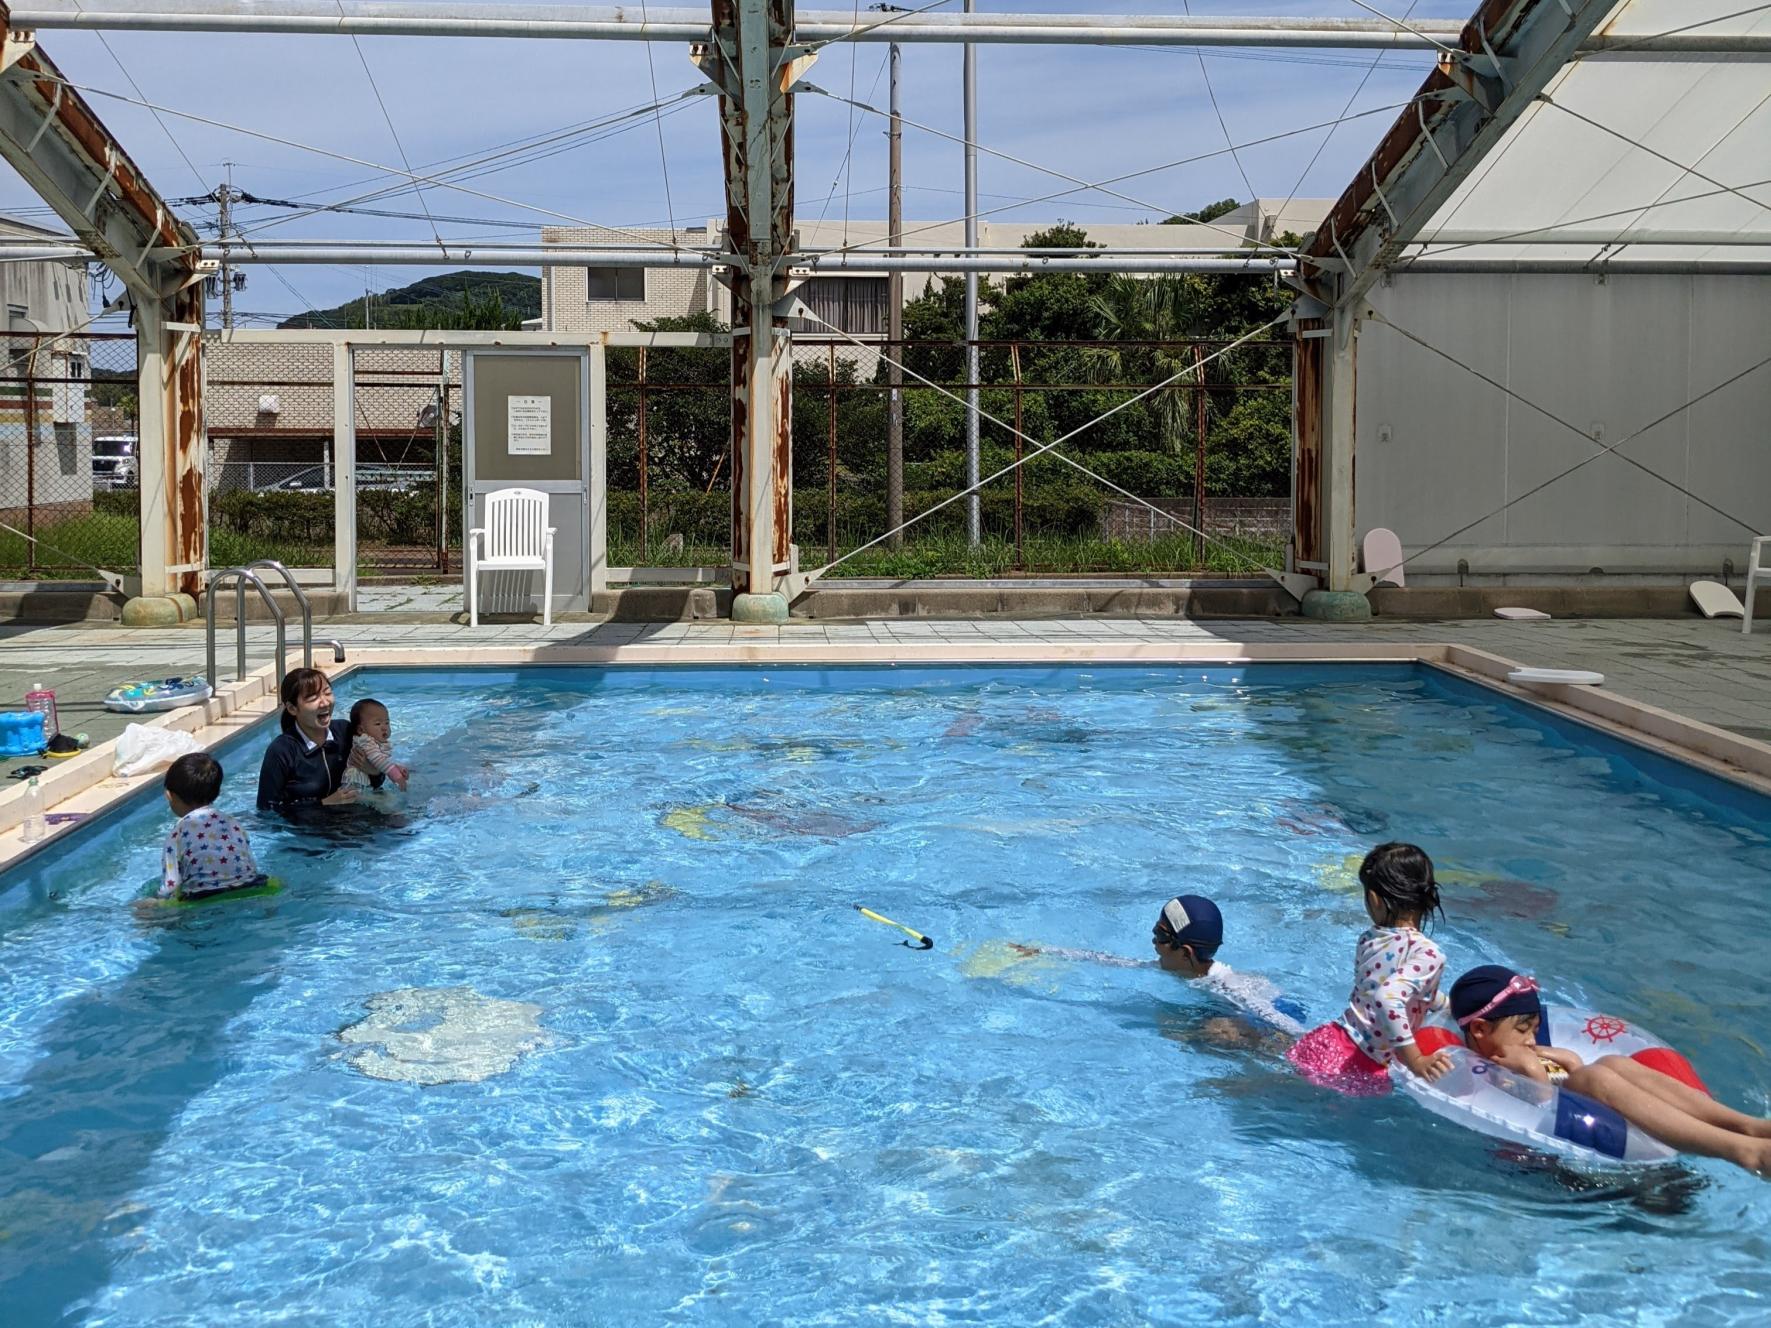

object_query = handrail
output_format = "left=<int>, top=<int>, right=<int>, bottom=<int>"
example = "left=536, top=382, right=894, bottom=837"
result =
left=206, top=567, right=288, bottom=695
left=244, top=558, right=313, bottom=670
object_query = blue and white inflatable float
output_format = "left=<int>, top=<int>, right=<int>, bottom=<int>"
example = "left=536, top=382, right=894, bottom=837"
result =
left=1399, top=1006, right=1708, bottom=1166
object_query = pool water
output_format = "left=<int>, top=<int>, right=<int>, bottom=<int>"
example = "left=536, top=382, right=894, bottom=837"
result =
left=2, top=664, right=1769, bottom=1326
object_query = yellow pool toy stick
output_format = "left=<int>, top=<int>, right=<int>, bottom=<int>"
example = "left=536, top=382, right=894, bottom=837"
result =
left=854, top=904, right=934, bottom=950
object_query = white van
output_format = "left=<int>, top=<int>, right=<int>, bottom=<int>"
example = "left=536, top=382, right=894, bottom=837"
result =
left=92, top=435, right=136, bottom=489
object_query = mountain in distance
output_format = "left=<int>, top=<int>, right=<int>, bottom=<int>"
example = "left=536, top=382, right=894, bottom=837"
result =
left=278, top=270, right=541, bottom=330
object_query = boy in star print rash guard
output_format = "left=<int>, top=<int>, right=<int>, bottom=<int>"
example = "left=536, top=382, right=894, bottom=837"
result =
left=158, top=752, right=264, bottom=900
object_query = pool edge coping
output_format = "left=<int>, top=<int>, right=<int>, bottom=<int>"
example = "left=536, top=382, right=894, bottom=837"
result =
left=1, top=638, right=1765, bottom=869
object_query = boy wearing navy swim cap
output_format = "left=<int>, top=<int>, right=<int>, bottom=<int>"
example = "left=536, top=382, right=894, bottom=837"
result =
left=1150, top=893, right=1222, bottom=977
left=1153, top=894, right=1308, bottom=1035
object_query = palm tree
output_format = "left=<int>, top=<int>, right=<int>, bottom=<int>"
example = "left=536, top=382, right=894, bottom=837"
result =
left=1081, top=274, right=1224, bottom=558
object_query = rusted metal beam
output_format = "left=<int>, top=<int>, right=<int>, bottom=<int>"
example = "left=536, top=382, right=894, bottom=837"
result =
left=1301, top=0, right=1616, bottom=308
left=1291, top=321, right=1324, bottom=572
left=709, top=0, right=800, bottom=615
left=0, top=2, right=207, bottom=597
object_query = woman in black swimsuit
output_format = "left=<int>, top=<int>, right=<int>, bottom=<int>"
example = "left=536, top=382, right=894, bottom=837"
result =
left=256, top=667, right=381, bottom=812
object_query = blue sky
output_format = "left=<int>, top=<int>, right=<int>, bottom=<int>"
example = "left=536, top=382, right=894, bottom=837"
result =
left=0, top=1, right=1476, bottom=325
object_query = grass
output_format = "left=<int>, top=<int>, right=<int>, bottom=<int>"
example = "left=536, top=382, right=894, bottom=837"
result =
left=0, top=512, right=137, bottom=577
left=3, top=511, right=1279, bottom=583
left=0, top=511, right=334, bottom=580
left=606, top=530, right=1281, bottom=579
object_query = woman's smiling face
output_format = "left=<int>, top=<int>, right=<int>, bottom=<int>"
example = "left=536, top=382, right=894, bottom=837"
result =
left=287, top=677, right=335, bottom=737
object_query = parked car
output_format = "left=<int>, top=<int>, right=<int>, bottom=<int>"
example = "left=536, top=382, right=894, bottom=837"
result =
left=92, top=435, right=137, bottom=490
left=259, top=464, right=425, bottom=494
left=265, top=466, right=330, bottom=493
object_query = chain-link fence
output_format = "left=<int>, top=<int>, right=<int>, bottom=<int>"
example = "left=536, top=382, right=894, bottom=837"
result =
left=192, top=333, right=1292, bottom=585
left=0, top=330, right=139, bottom=578
left=606, top=335, right=1292, bottom=577
left=206, top=340, right=458, bottom=574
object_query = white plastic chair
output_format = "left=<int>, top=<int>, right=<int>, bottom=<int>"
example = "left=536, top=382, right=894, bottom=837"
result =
left=467, top=487, right=555, bottom=627
left=1745, top=536, right=1770, bottom=636
left=1361, top=527, right=1406, bottom=588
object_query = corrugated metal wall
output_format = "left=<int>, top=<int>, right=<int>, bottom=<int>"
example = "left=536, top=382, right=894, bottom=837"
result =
left=1357, top=273, right=1771, bottom=576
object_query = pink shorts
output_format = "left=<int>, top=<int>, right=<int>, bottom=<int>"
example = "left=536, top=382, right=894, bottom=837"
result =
left=1287, top=1022, right=1393, bottom=1097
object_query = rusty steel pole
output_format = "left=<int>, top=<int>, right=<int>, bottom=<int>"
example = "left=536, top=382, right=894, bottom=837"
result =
left=23, top=351, right=37, bottom=572
left=826, top=345, right=838, bottom=564
left=1010, top=342, right=1023, bottom=571
left=1193, top=342, right=1206, bottom=568
left=637, top=345, right=649, bottom=562
left=711, top=0, right=798, bottom=622
left=885, top=36, right=903, bottom=548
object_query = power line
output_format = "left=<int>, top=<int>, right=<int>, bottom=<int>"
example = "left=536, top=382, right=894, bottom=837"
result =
left=66, top=0, right=207, bottom=192
left=1180, top=0, right=1255, bottom=202
left=1542, top=95, right=1771, bottom=224
left=636, top=0, right=681, bottom=244
left=806, top=88, right=1427, bottom=256
left=1389, top=176, right=1771, bottom=262
left=808, top=47, right=891, bottom=242
left=227, top=97, right=702, bottom=244
left=48, top=74, right=701, bottom=256
left=1275, top=0, right=1422, bottom=227
left=1342, top=0, right=1457, bottom=56
left=334, top=0, right=445, bottom=246
left=805, top=0, right=957, bottom=53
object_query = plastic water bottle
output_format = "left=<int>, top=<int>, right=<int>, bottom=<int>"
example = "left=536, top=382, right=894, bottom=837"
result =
left=24, top=682, right=58, bottom=738
left=20, top=775, right=45, bottom=843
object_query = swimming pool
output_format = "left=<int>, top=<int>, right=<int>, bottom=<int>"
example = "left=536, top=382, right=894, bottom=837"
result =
left=2, top=663, right=1768, bottom=1326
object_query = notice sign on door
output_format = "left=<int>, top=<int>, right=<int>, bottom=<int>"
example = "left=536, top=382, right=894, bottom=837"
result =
left=507, top=395, right=552, bottom=455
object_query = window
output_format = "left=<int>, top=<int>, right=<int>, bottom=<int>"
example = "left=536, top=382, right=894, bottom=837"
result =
left=793, top=277, right=890, bottom=336
left=586, top=267, right=645, bottom=302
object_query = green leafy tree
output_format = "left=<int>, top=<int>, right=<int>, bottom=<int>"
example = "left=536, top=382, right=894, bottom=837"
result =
left=1206, top=391, right=1291, bottom=497
left=1161, top=197, right=1242, bottom=225
left=606, top=312, right=730, bottom=494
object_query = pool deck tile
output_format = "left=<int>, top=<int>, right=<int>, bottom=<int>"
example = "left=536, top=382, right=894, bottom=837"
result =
left=0, top=612, right=1767, bottom=791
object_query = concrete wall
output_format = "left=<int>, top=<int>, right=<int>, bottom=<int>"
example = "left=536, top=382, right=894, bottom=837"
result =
left=542, top=225, right=721, bottom=334
left=1357, top=273, right=1771, bottom=578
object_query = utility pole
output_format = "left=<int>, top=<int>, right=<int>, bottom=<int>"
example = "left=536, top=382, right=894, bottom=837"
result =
left=886, top=36, right=904, bottom=546
left=211, top=162, right=243, bottom=331
left=962, top=0, right=980, bottom=545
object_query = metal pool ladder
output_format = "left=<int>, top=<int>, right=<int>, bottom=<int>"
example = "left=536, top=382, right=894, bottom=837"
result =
left=206, top=559, right=315, bottom=695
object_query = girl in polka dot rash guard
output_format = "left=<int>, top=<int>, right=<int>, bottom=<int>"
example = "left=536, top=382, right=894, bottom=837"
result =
left=158, top=752, right=265, bottom=900
left=1287, top=842, right=1453, bottom=1096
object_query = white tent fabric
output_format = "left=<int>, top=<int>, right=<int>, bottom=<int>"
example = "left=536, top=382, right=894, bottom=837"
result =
left=1404, top=0, right=1771, bottom=267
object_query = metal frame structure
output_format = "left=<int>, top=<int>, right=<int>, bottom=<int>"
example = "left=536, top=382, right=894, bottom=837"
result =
left=10, top=2, right=1762, bottom=53
left=0, top=0, right=1757, bottom=606
left=209, top=327, right=727, bottom=609
left=0, top=0, right=208, bottom=599
left=1292, top=0, right=1625, bottom=593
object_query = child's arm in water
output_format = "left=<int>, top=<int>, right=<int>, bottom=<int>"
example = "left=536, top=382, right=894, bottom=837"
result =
left=1008, top=942, right=1149, bottom=969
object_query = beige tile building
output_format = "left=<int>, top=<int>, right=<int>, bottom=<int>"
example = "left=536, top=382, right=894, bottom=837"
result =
left=538, top=201, right=1333, bottom=340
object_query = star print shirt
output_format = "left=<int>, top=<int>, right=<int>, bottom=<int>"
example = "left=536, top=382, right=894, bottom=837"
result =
left=1337, top=925, right=1446, bottom=1065
left=159, top=804, right=262, bottom=898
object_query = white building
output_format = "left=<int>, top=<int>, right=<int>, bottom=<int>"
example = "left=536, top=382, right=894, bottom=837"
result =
left=0, top=215, right=93, bottom=519
left=539, top=201, right=1336, bottom=339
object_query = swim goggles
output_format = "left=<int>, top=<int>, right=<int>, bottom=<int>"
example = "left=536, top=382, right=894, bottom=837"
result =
left=1455, top=973, right=1540, bottom=1025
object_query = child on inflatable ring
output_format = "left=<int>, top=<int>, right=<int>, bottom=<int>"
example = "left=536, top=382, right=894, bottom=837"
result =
left=1451, top=965, right=1771, bottom=1178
